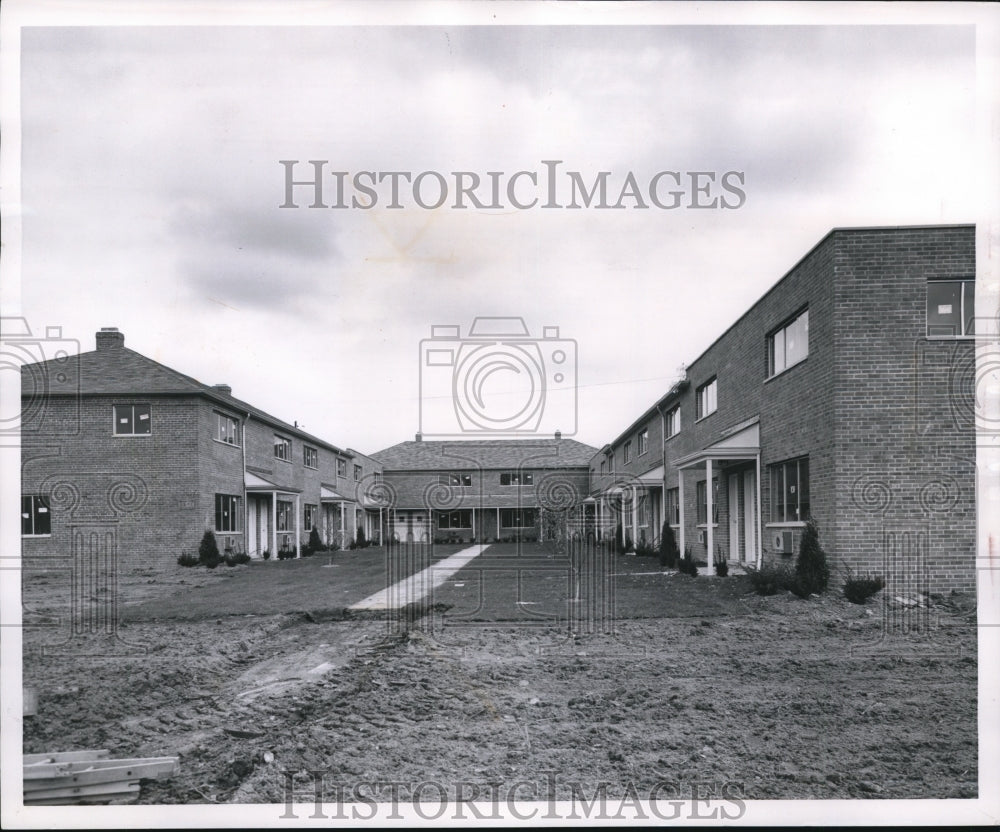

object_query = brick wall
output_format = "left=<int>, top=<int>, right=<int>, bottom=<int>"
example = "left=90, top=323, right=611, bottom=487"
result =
left=832, top=225, right=976, bottom=591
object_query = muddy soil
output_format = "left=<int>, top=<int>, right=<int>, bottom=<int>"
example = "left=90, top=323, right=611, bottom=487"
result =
left=21, top=580, right=977, bottom=806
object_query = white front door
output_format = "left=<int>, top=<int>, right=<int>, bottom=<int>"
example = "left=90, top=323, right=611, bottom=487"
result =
left=728, top=474, right=740, bottom=562
left=247, top=498, right=258, bottom=556
left=743, top=469, right=757, bottom=564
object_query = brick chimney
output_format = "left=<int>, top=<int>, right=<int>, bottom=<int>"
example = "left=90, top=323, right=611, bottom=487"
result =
left=415, top=432, right=423, bottom=442
left=95, top=327, right=125, bottom=350
left=212, top=384, right=232, bottom=396
left=554, top=430, right=562, bottom=440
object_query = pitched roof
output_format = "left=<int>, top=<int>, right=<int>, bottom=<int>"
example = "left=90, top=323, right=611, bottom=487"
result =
left=370, top=438, right=598, bottom=470
left=22, top=344, right=351, bottom=456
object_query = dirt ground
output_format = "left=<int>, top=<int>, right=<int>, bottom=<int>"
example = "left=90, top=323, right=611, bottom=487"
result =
left=20, top=549, right=978, bottom=808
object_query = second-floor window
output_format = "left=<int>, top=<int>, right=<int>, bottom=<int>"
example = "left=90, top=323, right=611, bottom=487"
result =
left=113, top=403, right=151, bottom=435
left=927, top=279, right=975, bottom=337
left=500, top=471, right=533, bottom=486
left=768, top=308, right=809, bottom=377
left=665, top=406, right=681, bottom=438
left=623, top=440, right=633, bottom=463
left=696, top=378, right=717, bottom=420
left=354, top=464, right=363, bottom=482
left=274, top=435, right=291, bottom=461
left=215, top=412, right=240, bottom=445
left=600, top=461, right=606, bottom=475
left=638, top=428, right=648, bottom=456
left=439, top=473, right=472, bottom=487
left=303, top=446, right=318, bottom=468
left=337, top=458, right=347, bottom=478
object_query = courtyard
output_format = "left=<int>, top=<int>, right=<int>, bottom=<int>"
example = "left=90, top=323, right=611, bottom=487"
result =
left=20, top=542, right=978, bottom=806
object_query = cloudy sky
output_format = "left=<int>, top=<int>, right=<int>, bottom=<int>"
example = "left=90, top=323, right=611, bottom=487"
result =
left=10, top=11, right=985, bottom=453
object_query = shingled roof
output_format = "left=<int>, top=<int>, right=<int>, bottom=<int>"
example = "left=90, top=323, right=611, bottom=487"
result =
left=371, top=438, right=598, bottom=470
left=21, top=328, right=350, bottom=456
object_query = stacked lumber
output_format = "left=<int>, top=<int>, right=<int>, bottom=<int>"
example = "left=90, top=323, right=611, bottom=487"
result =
left=23, top=750, right=178, bottom=805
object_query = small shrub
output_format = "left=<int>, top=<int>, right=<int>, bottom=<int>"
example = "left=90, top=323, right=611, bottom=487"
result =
left=614, top=523, right=624, bottom=555
left=306, top=527, right=323, bottom=555
left=843, top=571, right=886, bottom=604
left=277, top=547, right=296, bottom=560
left=624, top=534, right=634, bottom=553
left=356, top=527, right=367, bottom=549
left=658, top=522, right=679, bottom=568
left=793, top=519, right=829, bottom=597
left=177, top=551, right=199, bottom=568
left=714, top=558, right=729, bottom=578
left=635, top=541, right=657, bottom=558
left=747, top=564, right=794, bottom=596
left=198, top=531, right=221, bottom=569
left=678, top=547, right=698, bottom=577
left=262, top=550, right=271, bottom=561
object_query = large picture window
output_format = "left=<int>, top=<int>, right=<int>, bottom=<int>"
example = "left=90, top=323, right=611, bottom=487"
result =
left=21, top=495, right=51, bottom=536
left=770, top=457, right=810, bottom=523
left=500, top=508, right=536, bottom=528
left=437, top=510, right=472, bottom=529
left=768, top=308, right=809, bottom=376
left=927, top=280, right=975, bottom=337
left=113, top=403, right=151, bottom=435
left=215, top=494, right=242, bottom=533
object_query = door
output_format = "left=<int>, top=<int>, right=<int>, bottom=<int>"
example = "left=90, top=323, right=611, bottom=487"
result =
left=728, top=474, right=740, bottom=562
left=742, top=469, right=757, bottom=564
left=247, top=498, right=258, bottom=557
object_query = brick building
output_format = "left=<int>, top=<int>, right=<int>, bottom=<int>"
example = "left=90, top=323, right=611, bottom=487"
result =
left=370, top=435, right=597, bottom=544
left=588, top=224, right=977, bottom=591
left=19, top=327, right=381, bottom=564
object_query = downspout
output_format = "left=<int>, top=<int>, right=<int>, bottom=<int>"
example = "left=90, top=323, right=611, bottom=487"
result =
left=243, top=412, right=251, bottom=556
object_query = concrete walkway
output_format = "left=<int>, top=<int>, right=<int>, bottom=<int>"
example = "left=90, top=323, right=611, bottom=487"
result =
left=347, top=544, right=491, bottom=611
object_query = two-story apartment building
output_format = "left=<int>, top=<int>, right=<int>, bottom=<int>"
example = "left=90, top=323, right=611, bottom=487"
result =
left=588, top=224, right=978, bottom=591
left=371, top=435, right=597, bottom=544
left=20, top=327, right=380, bottom=564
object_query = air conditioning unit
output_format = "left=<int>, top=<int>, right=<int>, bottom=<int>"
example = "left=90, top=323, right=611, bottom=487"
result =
left=771, top=530, right=793, bottom=554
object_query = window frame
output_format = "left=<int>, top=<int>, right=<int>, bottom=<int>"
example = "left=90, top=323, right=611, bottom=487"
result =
left=438, top=473, right=473, bottom=487
left=214, top=493, right=242, bottom=533
left=113, top=403, right=151, bottom=436
left=304, top=503, right=316, bottom=532
left=926, top=279, right=975, bottom=338
left=623, top=440, right=633, bottom=463
left=354, top=464, right=363, bottom=482
left=500, top=471, right=534, bottom=486
left=769, top=456, right=810, bottom=524
left=437, top=509, right=473, bottom=530
left=696, top=477, right=719, bottom=526
left=213, top=411, right=240, bottom=446
left=499, top=508, right=536, bottom=529
left=665, top=487, right=680, bottom=526
left=337, top=458, right=347, bottom=478
left=767, top=307, right=810, bottom=379
left=665, top=406, right=681, bottom=439
left=21, top=495, right=51, bottom=537
left=696, top=378, right=718, bottom=421
left=274, top=434, right=292, bottom=462
left=303, top=445, right=318, bottom=469
left=637, top=428, right=649, bottom=456
left=276, top=500, right=294, bottom=532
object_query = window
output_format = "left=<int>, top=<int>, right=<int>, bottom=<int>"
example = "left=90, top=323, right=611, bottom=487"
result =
left=638, top=428, right=648, bottom=456
left=500, top=471, right=534, bottom=486
left=623, top=440, right=633, bottom=463
left=437, top=510, right=472, bottom=529
left=354, top=464, right=363, bottom=482
left=665, top=406, right=681, bottom=439
left=770, top=457, right=810, bottom=523
left=500, top=508, right=536, bottom=528
left=600, top=461, right=606, bottom=475
left=303, top=446, right=318, bottom=468
left=768, top=308, right=809, bottom=377
left=276, top=500, right=293, bottom=532
left=215, top=412, right=240, bottom=445
left=696, top=379, right=717, bottom=420
left=637, top=498, right=649, bottom=528
left=304, top=503, right=316, bottom=532
left=927, top=280, right=975, bottom=337
left=113, top=403, right=151, bottom=435
left=696, top=477, right=719, bottom=525
left=374, top=472, right=383, bottom=484
left=215, top=494, right=242, bottom=533
left=666, top=487, right=680, bottom=526
left=439, top=473, right=472, bottom=487
left=274, top=435, right=291, bottom=461
left=337, top=458, right=347, bottom=477
left=21, top=495, right=51, bottom=536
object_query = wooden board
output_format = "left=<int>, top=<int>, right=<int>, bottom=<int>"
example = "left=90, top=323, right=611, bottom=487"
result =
left=24, top=760, right=179, bottom=790
left=24, top=756, right=178, bottom=780
left=23, top=750, right=110, bottom=764
left=23, top=781, right=141, bottom=802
